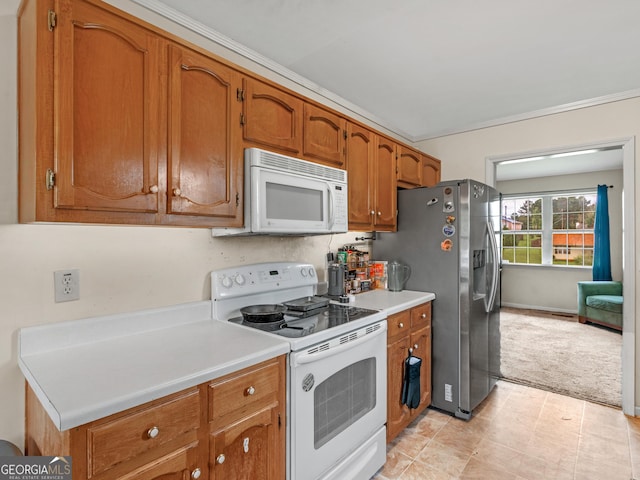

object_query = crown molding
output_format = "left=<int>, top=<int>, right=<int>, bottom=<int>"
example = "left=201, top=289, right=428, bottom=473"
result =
left=130, top=0, right=415, bottom=143
left=131, top=0, right=640, bottom=144
left=417, top=88, right=640, bottom=142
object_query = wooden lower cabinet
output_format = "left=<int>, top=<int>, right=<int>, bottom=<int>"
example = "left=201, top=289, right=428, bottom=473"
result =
left=210, top=405, right=281, bottom=479
left=25, top=356, right=286, bottom=480
left=208, top=356, right=285, bottom=480
left=386, top=302, right=432, bottom=443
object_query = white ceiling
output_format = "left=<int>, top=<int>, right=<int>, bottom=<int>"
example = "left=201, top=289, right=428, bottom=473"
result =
left=129, top=0, right=640, bottom=142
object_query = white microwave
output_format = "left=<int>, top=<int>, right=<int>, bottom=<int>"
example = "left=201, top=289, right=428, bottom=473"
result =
left=212, top=148, right=348, bottom=236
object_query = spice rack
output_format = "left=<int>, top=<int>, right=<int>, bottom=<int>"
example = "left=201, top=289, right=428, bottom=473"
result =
left=336, top=245, right=387, bottom=294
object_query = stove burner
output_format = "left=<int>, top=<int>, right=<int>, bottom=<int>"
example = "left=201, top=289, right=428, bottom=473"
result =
left=229, top=302, right=379, bottom=338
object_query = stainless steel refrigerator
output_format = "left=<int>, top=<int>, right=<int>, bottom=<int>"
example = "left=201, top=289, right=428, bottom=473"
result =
left=376, top=179, right=501, bottom=419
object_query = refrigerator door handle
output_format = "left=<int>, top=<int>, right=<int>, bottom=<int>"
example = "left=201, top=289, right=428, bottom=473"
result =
left=485, top=220, right=500, bottom=313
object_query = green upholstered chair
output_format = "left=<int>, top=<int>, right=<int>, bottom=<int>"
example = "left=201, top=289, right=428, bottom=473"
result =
left=577, top=281, right=623, bottom=331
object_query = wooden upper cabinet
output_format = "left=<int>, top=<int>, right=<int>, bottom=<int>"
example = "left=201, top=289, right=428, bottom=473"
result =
left=397, top=146, right=422, bottom=188
left=241, top=77, right=303, bottom=155
left=346, top=123, right=374, bottom=230
left=54, top=0, right=162, bottom=216
left=19, top=0, right=245, bottom=227
left=303, top=104, right=346, bottom=168
left=167, top=45, right=243, bottom=223
left=374, top=136, right=397, bottom=231
left=422, top=154, right=441, bottom=187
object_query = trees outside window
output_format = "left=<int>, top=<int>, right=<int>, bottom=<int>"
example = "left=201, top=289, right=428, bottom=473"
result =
left=501, top=192, right=596, bottom=267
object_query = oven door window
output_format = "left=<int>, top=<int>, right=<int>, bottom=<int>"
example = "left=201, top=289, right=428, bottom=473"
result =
left=314, top=358, right=376, bottom=449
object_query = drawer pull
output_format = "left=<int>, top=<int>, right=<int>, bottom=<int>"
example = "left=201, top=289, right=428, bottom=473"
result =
left=246, top=386, right=256, bottom=396
left=398, top=322, right=404, bottom=328
left=421, top=313, right=427, bottom=319
left=147, top=426, right=159, bottom=439
left=243, top=437, right=250, bottom=453
left=191, top=468, right=201, bottom=479
left=149, top=185, right=159, bottom=194
left=216, top=454, right=226, bottom=464
left=413, top=344, right=419, bottom=350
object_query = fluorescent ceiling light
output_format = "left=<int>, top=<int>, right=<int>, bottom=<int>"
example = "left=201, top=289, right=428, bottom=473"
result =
left=550, top=149, right=599, bottom=158
left=499, top=156, right=545, bottom=165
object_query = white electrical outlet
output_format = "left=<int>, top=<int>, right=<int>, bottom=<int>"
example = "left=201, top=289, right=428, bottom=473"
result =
left=54, top=269, right=80, bottom=302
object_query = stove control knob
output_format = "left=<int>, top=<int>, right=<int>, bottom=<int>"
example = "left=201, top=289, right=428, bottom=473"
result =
left=300, top=269, right=308, bottom=277
left=308, top=267, right=315, bottom=277
left=234, top=274, right=246, bottom=286
left=221, top=276, right=233, bottom=289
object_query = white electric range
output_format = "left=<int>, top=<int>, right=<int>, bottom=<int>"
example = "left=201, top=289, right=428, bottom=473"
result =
left=211, top=262, right=387, bottom=480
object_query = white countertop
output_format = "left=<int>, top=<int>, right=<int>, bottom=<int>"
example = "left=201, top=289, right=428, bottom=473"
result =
left=19, top=290, right=434, bottom=432
left=19, top=301, right=290, bottom=431
left=345, top=289, right=435, bottom=315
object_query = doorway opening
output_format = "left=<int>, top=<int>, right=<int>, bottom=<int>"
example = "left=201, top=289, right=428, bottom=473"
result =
left=485, top=138, right=635, bottom=415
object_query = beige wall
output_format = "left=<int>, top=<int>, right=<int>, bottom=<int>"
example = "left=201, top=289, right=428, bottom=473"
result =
left=418, top=97, right=639, bottom=412
left=497, top=169, right=624, bottom=312
left=0, top=7, right=368, bottom=448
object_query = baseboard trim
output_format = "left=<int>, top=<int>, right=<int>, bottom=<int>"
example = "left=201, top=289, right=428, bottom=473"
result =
left=501, top=302, right=576, bottom=315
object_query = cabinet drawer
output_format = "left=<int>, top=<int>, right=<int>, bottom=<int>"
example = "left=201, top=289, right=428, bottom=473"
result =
left=387, top=310, right=410, bottom=340
left=209, top=361, right=279, bottom=424
left=87, top=389, right=201, bottom=476
left=411, top=302, right=432, bottom=329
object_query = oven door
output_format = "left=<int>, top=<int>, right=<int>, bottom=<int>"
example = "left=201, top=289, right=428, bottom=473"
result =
left=289, top=321, right=387, bottom=480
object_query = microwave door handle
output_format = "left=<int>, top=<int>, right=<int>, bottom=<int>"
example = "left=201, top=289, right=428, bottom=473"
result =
left=327, top=184, right=335, bottom=229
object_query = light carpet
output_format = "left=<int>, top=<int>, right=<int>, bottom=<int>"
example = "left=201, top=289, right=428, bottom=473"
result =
left=499, top=307, right=622, bottom=407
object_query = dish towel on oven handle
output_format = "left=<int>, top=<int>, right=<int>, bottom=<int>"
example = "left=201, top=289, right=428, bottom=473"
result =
left=401, top=353, right=422, bottom=409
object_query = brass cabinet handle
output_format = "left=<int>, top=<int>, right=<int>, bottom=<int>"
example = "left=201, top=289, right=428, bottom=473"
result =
left=421, top=313, right=427, bottom=319
left=216, top=454, right=225, bottom=464
left=398, top=322, right=404, bottom=328
left=246, top=386, right=256, bottom=396
left=413, top=344, right=419, bottom=350
left=149, top=185, right=159, bottom=193
left=147, top=426, right=159, bottom=439
left=191, top=468, right=201, bottom=479
left=173, top=188, right=182, bottom=197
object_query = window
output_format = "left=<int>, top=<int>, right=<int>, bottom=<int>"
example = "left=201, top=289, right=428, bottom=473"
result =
left=501, top=191, right=596, bottom=267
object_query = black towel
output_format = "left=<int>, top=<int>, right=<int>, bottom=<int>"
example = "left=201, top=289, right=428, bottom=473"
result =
left=401, top=354, right=422, bottom=409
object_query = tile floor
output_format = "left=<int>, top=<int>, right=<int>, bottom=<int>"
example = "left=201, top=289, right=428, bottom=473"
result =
left=372, top=380, right=640, bottom=480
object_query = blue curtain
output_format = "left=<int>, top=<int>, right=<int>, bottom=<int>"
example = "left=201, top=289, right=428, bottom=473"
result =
left=592, top=184, right=612, bottom=281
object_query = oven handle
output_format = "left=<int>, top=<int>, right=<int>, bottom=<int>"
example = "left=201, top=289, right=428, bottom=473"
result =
left=291, top=322, right=387, bottom=366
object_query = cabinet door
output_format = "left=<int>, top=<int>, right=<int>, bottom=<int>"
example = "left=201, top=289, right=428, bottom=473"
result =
left=210, top=404, right=282, bottom=480
left=397, top=147, right=422, bottom=188
left=346, top=123, right=374, bottom=230
left=386, top=335, right=411, bottom=443
left=242, top=78, right=303, bottom=155
left=374, top=136, right=397, bottom=231
left=303, top=104, right=346, bottom=168
left=116, top=441, right=201, bottom=480
left=422, top=154, right=441, bottom=187
left=409, top=326, right=432, bottom=413
left=167, top=45, right=242, bottom=223
left=54, top=0, right=161, bottom=215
